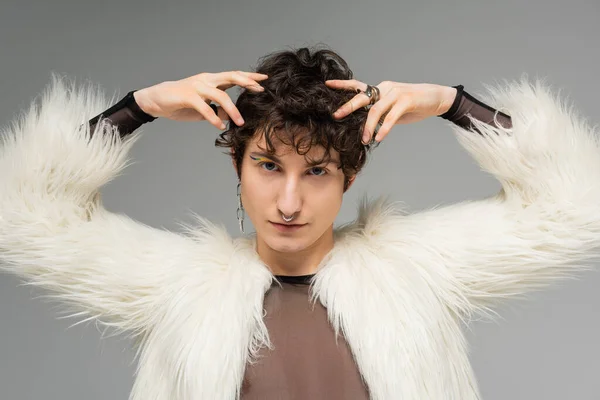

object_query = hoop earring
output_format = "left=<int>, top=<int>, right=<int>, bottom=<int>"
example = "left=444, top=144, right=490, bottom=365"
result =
left=237, top=180, right=245, bottom=234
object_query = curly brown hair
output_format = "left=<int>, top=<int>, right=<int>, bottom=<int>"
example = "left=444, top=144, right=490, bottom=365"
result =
left=214, top=44, right=378, bottom=192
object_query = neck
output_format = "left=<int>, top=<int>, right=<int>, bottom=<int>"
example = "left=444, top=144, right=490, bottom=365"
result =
left=255, top=225, right=334, bottom=276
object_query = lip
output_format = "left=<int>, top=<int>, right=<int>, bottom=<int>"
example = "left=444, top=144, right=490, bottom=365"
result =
left=270, top=221, right=307, bottom=232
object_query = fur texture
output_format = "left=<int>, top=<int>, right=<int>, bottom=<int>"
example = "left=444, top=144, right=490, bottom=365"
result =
left=1, top=73, right=600, bottom=399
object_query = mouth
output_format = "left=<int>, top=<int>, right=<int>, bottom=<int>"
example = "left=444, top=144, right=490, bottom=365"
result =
left=269, top=221, right=307, bottom=232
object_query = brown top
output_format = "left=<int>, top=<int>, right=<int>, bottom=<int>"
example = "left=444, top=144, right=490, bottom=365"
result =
left=87, top=84, right=512, bottom=398
left=240, top=275, right=370, bottom=399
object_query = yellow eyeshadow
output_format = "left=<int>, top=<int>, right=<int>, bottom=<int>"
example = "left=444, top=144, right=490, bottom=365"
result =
left=250, top=155, right=271, bottom=162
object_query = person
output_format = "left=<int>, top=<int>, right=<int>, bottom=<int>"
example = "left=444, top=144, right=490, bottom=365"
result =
left=0, top=46, right=598, bottom=400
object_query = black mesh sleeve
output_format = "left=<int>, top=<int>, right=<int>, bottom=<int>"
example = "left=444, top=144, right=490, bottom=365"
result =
left=438, top=85, right=513, bottom=133
left=88, top=90, right=157, bottom=139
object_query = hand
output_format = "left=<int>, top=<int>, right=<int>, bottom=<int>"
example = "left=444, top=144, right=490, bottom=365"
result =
left=325, top=79, right=457, bottom=144
left=132, top=71, right=269, bottom=129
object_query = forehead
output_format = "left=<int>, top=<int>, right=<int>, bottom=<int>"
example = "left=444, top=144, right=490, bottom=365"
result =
left=248, top=128, right=339, bottom=161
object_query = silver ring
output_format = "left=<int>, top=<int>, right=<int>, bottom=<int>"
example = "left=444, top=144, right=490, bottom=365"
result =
left=371, top=85, right=380, bottom=104
left=358, top=84, right=380, bottom=110
left=281, top=213, right=294, bottom=222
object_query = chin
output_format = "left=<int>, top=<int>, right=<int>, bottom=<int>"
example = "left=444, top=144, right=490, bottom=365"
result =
left=256, top=224, right=313, bottom=253
left=265, top=235, right=310, bottom=253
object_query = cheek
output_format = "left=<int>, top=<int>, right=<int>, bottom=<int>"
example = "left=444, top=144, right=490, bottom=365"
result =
left=240, top=171, right=270, bottom=215
left=310, top=184, right=344, bottom=221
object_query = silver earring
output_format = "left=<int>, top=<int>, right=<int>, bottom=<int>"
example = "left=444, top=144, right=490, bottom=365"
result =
left=237, top=180, right=245, bottom=233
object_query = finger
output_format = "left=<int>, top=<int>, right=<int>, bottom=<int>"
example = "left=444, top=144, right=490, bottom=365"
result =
left=213, top=71, right=266, bottom=91
left=333, top=92, right=371, bottom=119
left=239, top=71, right=269, bottom=81
left=216, top=79, right=265, bottom=92
left=211, top=104, right=233, bottom=122
left=363, top=96, right=396, bottom=144
left=186, top=96, right=225, bottom=129
left=325, top=79, right=366, bottom=91
left=200, top=87, right=245, bottom=126
left=374, top=102, right=408, bottom=142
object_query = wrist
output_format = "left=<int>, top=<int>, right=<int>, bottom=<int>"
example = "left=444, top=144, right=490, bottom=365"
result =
left=437, top=86, right=457, bottom=116
left=132, top=89, right=158, bottom=119
left=438, top=85, right=464, bottom=119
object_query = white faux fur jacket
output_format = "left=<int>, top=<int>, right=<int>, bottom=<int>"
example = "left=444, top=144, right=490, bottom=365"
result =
left=1, top=74, right=600, bottom=400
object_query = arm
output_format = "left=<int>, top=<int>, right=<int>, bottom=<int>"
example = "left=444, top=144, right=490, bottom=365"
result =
left=87, top=89, right=157, bottom=138
left=0, top=74, right=215, bottom=336
left=378, top=77, right=600, bottom=318
left=438, top=84, right=513, bottom=131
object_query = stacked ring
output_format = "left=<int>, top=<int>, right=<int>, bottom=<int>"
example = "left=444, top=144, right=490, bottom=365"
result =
left=356, top=85, right=381, bottom=110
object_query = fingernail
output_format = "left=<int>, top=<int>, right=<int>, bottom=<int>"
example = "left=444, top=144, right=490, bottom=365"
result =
left=237, top=118, right=245, bottom=125
left=221, top=123, right=227, bottom=129
left=362, top=130, right=369, bottom=144
left=252, top=85, right=264, bottom=91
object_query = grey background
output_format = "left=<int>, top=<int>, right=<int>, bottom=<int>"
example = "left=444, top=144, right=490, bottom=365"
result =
left=1, top=0, right=599, bottom=398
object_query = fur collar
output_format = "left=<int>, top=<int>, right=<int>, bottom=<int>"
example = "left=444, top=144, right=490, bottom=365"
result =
left=128, top=195, right=480, bottom=400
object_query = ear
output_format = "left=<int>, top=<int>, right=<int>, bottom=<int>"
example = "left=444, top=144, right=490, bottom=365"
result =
left=344, top=175, right=357, bottom=193
left=230, top=148, right=237, bottom=171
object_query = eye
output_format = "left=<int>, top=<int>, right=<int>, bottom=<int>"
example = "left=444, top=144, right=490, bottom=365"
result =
left=258, top=161, right=279, bottom=172
left=257, top=161, right=328, bottom=176
left=309, top=167, right=328, bottom=176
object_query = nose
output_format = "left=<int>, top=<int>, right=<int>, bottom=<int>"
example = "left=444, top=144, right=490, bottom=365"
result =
left=277, top=177, right=302, bottom=218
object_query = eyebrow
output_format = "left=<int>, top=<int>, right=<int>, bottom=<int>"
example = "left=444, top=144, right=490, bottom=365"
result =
left=249, top=151, right=339, bottom=167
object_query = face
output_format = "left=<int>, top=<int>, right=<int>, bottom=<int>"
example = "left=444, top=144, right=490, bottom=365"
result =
left=235, top=130, right=355, bottom=254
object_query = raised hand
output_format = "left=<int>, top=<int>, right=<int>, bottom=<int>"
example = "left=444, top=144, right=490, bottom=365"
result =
left=325, top=79, right=457, bottom=144
left=133, top=71, right=269, bottom=129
